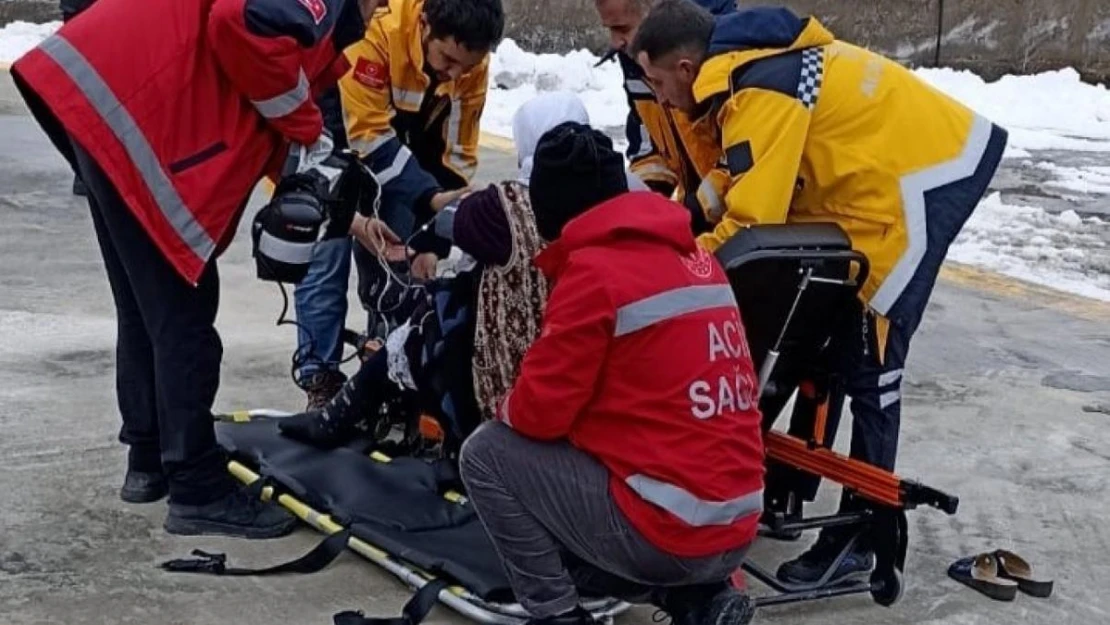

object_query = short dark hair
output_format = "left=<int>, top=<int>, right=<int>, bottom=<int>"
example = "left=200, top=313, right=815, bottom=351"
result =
left=631, top=0, right=714, bottom=62
left=423, top=0, right=505, bottom=52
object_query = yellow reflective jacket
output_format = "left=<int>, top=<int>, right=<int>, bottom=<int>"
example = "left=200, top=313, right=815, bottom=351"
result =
left=693, top=9, right=1005, bottom=317
left=619, top=51, right=722, bottom=233
left=338, top=0, right=487, bottom=210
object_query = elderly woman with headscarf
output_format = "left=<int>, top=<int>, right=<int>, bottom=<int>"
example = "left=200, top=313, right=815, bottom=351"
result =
left=279, top=91, right=597, bottom=451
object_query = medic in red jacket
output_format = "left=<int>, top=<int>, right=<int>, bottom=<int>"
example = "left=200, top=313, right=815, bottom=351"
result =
left=498, top=190, right=766, bottom=558
left=11, top=0, right=376, bottom=285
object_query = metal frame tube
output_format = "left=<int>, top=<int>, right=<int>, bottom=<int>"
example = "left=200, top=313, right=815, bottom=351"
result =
left=227, top=458, right=630, bottom=624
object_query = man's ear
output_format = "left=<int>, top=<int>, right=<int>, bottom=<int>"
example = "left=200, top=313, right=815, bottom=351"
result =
left=676, top=58, right=697, bottom=82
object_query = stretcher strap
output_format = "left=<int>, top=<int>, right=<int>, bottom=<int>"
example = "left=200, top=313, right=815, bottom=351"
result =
left=160, top=529, right=350, bottom=576
left=334, top=579, right=449, bottom=625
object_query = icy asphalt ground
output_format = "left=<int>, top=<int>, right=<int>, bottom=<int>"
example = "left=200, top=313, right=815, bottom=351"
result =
left=1, top=72, right=1109, bottom=625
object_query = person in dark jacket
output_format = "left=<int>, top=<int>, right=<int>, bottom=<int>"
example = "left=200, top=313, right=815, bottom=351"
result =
left=278, top=92, right=591, bottom=451
left=11, top=0, right=392, bottom=538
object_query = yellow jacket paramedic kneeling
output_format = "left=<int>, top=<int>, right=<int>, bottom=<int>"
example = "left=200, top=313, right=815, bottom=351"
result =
left=633, top=0, right=1008, bottom=589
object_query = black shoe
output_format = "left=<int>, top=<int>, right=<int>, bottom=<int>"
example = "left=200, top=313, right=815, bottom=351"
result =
left=775, top=530, right=874, bottom=586
left=281, top=371, right=380, bottom=449
left=164, top=485, right=298, bottom=539
left=277, top=409, right=351, bottom=449
left=654, top=583, right=755, bottom=625
left=120, top=469, right=168, bottom=503
left=524, top=605, right=597, bottom=625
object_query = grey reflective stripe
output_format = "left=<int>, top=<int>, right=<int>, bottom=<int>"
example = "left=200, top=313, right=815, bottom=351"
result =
left=392, top=87, right=423, bottom=108
left=625, top=79, right=652, bottom=96
left=880, top=389, right=901, bottom=409
left=625, top=474, right=762, bottom=527
left=258, top=231, right=315, bottom=265
left=376, top=146, right=412, bottom=185
left=444, top=98, right=474, bottom=177
left=251, top=69, right=309, bottom=119
left=632, top=122, right=653, bottom=158
left=878, top=368, right=904, bottom=386
left=350, top=130, right=397, bottom=156
left=697, top=177, right=724, bottom=221
left=39, top=35, right=216, bottom=265
left=870, top=113, right=993, bottom=314
left=634, top=163, right=673, bottom=179
left=615, top=284, right=736, bottom=337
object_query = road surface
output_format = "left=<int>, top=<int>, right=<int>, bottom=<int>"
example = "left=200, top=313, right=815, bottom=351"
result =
left=1, top=74, right=1108, bottom=625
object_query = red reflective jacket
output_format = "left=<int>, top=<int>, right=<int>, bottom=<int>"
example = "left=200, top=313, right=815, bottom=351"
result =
left=499, top=191, right=765, bottom=558
left=11, top=0, right=367, bottom=285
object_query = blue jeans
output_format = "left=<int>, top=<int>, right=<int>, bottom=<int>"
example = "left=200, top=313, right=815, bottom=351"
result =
left=292, top=237, right=352, bottom=385
left=292, top=194, right=418, bottom=385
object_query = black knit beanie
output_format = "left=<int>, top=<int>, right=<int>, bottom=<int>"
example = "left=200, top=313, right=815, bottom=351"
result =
left=529, top=121, right=629, bottom=242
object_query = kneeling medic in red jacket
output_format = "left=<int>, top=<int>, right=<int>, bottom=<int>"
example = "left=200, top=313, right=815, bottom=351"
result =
left=459, top=121, right=764, bottom=625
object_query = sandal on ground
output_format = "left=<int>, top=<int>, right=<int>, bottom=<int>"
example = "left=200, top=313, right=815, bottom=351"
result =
left=947, top=553, right=1019, bottom=601
left=993, top=549, right=1054, bottom=598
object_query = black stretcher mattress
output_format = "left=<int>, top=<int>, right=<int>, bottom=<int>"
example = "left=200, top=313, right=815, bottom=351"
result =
left=215, top=417, right=514, bottom=603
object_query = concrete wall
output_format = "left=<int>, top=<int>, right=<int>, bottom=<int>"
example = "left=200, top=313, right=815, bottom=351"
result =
left=499, top=0, right=1110, bottom=83
left=4, top=0, right=1109, bottom=82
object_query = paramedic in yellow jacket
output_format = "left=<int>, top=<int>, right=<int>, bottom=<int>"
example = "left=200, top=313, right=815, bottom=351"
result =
left=593, top=0, right=733, bottom=233
left=633, top=0, right=1008, bottom=587
left=292, top=0, right=504, bottom=410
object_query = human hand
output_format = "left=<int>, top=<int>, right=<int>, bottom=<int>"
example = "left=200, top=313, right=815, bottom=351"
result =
left=350, top=214, right=407, bottom=262
left=410, top=252, right=438, bottom=281
left=430, top=187, right=472, bottom=212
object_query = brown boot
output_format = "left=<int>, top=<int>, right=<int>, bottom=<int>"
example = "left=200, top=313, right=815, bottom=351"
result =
left=302, top=370, right=347, bottom=411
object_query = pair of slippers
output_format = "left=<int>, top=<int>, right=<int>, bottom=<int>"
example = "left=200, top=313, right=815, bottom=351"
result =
left=947, top=550, right=1054, bottom=601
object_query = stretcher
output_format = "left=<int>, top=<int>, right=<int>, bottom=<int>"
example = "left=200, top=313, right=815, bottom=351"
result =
left=161, top=222, right=958, bottom=622
left=714, top=223, right=960, bottom=609
left=163, top=410, right=630, bottom=625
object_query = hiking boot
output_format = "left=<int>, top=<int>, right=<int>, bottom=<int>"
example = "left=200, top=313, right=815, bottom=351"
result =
left=164, top=484, right=298, bottom=539
left=775, top=530, right=874, bottom=587
left=654, top=583, right=755, bottom=625
left=302, top=369, right=347, bottom=411
left=120, top=469, right=168, bottom=503
left=523, top=605, right=598, bottom=625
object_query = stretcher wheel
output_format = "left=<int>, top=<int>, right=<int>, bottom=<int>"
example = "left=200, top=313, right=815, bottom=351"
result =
left=869, top=567, right=903, bottom=606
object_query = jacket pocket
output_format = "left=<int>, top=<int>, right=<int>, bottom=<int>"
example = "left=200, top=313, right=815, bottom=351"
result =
left=169, top=141, right=228, bottom=174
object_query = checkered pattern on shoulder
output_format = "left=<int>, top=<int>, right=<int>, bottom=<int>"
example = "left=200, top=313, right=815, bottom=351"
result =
left=798, top=47, right=824, bottom=110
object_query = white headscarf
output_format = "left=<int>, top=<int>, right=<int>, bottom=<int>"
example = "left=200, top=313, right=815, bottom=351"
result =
left=510, top=92, right=650, bottom=192
left=511, top=91, right=591, bottom=184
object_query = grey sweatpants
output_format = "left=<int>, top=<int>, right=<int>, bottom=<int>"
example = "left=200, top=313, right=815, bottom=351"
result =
left=459, top=422, right=748, bottom=618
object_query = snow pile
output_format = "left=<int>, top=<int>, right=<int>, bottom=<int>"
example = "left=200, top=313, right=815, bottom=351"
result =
left=914, top=67, right=1110, bottom=153
left=0, top=21, right=59, bottom=65
left=949, top=193, right=1110, bottom=302
left=485, top=39, right=627, bottom=139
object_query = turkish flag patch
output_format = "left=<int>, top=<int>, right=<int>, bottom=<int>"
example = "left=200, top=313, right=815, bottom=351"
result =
left=353, top=57, right=389, bottom=89
left=296, top=0, right=328, bottom=25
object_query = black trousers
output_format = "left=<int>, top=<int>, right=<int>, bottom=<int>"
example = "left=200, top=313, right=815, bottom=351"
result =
left=71, top=139, right=235, bottom=506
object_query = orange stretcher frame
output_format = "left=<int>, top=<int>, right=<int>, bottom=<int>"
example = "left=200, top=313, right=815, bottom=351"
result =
left=764, top=430, right=903, bottom=508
